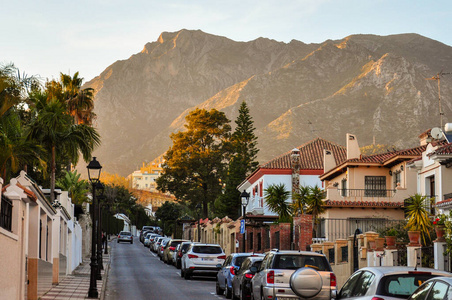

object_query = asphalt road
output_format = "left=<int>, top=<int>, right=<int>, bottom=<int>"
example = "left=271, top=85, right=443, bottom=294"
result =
left=105, top=238, right=224, bottom=300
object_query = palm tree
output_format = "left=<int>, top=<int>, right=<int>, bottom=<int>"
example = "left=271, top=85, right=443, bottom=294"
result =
left=292, top=185, right=310, bottom=216
left=405, top=194, right=432, bottom=245
left=61, top=72, right=95, bottom=125
left=305, top=185, right=326, bottom=237
left=27, top=96, right=101, bottom=202
left=264, top=183, right=292, bottom=222
left=56, top=170, right=89, bottom=205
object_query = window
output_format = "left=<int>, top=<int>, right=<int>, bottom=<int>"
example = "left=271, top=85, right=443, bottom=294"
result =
left=378, top=274, right=437, bottom=298
left=257, top=233, right=262, bottom=251
left=339, top=271, right=375, bottom=298
left=429, top=281, right=449, bottom=300
left=341, top=179, right=347, bottom=197
left=0, top=195, right=13, bottom=231
left=272, top=255, right=331, bottom=271
left=394, top=171, right=401, bottom=188
left=365, top=176, right=387, bottom=197
left=410, top=281, right=434, bottom=300
left=249, top=232, right=253, bottom=250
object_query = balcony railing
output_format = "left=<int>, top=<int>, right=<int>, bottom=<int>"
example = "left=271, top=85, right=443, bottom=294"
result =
left=337, top=189, right=396, bottom=198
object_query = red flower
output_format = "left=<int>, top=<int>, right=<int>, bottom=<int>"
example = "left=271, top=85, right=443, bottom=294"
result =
left=433, top=221, right=437, bottom=225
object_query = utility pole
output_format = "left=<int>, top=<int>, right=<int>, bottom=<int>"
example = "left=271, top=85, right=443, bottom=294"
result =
left=426, top=71, right=451, bottom=129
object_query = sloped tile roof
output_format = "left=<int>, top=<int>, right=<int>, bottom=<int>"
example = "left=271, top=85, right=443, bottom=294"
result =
left=346, top=145, right=427, bottom=164
left=428, top=143, right=452, bottom=156
left=260, top=138, right=347, bottom=170
left=324, top=200, right=404, bottom=208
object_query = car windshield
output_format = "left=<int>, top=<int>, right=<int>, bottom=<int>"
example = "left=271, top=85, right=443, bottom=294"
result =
left=192, top=246, right=222, bottom=254
left=378, top=274, right=439, bottom=299
left=234, top=256, right=249, bottom=267
left=120, top=232, right=131, bottom=236
left=272, top=255, right=331, bottom=271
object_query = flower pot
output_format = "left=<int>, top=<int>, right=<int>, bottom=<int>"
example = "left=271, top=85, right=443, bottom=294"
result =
left=408, top=231, right=421, bottom=246
left=375, top=238, right=385, bottom=251
left=385, top=236, right=396, bottom=249
left=368, top=241, right=376, bottom=251
left=435, top=225, right=446, bottom=242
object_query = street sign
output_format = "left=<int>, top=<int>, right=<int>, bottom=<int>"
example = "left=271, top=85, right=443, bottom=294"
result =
left=240, top=219, right=245, bottom=234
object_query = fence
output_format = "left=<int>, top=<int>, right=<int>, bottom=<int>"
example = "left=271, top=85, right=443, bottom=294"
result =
left=337, top=189, right=397, bottom=197
left=315, top=218, right=404, bottom=240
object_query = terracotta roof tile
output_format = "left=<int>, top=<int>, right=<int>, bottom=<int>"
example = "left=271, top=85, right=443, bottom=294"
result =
left=324, top=200, right=404, bottom=208
left=345, top=144, right=429, bottom=164
left=261, top=138, right=347, bottom=170
left=428, top=143, right=452, bottom=156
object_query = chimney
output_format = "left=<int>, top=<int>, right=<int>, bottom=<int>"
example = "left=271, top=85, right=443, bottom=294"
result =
left=346, top=133, right=360, bottom=160
left=323, top=149, right=336, bottom=173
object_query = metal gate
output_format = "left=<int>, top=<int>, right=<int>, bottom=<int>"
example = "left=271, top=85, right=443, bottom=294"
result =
left=416, top=246, right=434, bottom=268
left=392, top=243, right=407, bottom=266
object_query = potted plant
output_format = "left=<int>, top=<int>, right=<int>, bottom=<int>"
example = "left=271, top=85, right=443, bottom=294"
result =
left=385, top=228, right=397, bottom=249
left=405, top=194, right=432, bottom=246
left=433, top=214, right=447, bottom=242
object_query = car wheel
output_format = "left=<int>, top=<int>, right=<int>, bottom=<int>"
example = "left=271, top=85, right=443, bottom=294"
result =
left=226, top=284, right=232, bottom=299
left=180, top=268, right=184, bottom=277
left=216, top=280, right=225, bottom=295
left=117, top=240, right=119, bottom=243
left=184, top=270, right=191, bottom=280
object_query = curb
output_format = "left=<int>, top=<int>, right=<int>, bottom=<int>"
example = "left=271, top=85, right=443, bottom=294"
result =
left=100, top=242, right=112, bottom=300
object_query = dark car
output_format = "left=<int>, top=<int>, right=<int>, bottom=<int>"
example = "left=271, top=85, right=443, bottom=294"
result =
left=216, top=253, right=263, bottom=299
left=117, top=231, right=133, bottom=244
left=174, top=242, right=193, bottom=269
left=231, top=256, right=264, bottom=300
left=140, top=226, right=155, bottom=243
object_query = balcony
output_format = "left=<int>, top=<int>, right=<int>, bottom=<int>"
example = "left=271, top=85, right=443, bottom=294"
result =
left=247, top=195, right=264, bottom=215
left=324, top=187, right=410, bottom=208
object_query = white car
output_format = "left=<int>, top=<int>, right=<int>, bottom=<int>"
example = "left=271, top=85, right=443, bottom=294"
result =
left=180, top=243, right=226, bottom=280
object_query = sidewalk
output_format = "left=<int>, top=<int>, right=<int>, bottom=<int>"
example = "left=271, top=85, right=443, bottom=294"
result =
left=40, top=248, right=111, bottom=300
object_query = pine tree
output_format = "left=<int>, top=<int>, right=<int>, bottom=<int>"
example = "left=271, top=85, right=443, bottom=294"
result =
left=216, top=101, right=259, bottom=219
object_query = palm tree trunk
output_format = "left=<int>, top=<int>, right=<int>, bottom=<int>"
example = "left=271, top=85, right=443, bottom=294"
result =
left=50, top=145, right=56, bottom=202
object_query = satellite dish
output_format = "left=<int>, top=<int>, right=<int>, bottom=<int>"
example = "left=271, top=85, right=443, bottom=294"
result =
left=431, top=127, right=443, bottom=140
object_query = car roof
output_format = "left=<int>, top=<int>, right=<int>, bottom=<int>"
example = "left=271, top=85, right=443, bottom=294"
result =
left=191, top=243, right=222, bottom=247
left=358, top=266, right=452, bottom=276
left=269, top=250, right=325, bottom=257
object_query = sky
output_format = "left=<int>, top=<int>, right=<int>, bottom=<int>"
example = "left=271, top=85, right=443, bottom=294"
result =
left=2, top=0, right=451, bottom=82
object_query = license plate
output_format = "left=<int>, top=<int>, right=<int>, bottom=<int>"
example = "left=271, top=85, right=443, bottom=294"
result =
left=276, top=298, right=300, bottom=300
left=202, top=258, right=213, bottom=261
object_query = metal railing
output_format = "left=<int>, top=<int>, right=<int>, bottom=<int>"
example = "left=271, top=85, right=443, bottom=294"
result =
left=0, top=195, right=13, bottom=232
left=337, top=189, right=397, bottom=198
left=315, top=218, right=404, bottom=240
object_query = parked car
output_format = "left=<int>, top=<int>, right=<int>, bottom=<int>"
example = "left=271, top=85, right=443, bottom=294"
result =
left=149, top=234, right=161, bottom=250
left=140, top=226, right=156, bottom=243
left=163, top=239, right=188, bottom=264
left=408, top=277, right=452, bottom=300
left=337, top=266, right=452, bottom=300
left=117, top=231, right=133, bottom=244
left=217, top=253, right=264, bottom=299
left=152, top=237, right=165, bottom=253
left=251, top=250, right=336, bottom=300
left=174, top=242, right=193, bottom=269
left=231, top=256, right=264, bottom=300
left=143, top=232, right=153, bottom=247
left=158, top=238, right=170, bottom=259
left=181, top=243, right=226, bottom=280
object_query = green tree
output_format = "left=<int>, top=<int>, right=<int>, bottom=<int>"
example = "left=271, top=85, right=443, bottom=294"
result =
left=305, top=185, right=326, bottom=236
left=292, top=185, right=310, bottom=216
left=0, top=64, right=45, bottom=181
left=405, top=194, right=432, bottom=245
left=216, top=101, right=259, bottom=219
left=264, top=183, right=292, bottom=223
left=155, top=201, right=183, bottom=235
left=27, top=94, right=100, bottom=202
left=56, top=170, right=89, bottom=205
left=157, top=108, right=231, bottom=218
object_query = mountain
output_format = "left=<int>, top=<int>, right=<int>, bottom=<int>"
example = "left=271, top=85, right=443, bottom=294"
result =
left=84, top=29, right=452, bottom=176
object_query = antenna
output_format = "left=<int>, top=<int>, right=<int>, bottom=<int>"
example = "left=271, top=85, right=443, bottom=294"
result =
left=426, top=71, right=451, bottom=129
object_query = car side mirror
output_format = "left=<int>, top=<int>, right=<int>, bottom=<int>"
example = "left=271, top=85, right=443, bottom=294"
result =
left=216, top=264, right=222, bottom=268
left=250, top=266, right=258, bottom=273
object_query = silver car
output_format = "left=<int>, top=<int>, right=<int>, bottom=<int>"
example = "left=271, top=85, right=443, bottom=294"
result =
left=409, top=277, right=452, bottom=300
left=338, top=267, right=452, bottom=300
left=251, top=250, right=336, bottom=300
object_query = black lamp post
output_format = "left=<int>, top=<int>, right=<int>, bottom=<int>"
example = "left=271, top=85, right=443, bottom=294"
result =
left=240, top=190, right=250, bottom=252
left=196, top=203, right=202, bottom=242
left=87, top=157, right=102, bottom=298
left=104, top=201, right=111, bottom=255
left=96, top=182, right=105, bottom=277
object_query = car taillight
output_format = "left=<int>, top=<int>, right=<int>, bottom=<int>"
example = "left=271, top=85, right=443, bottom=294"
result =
left=267, top=270, right=274, bottom=284
left=178, top=251, right=183, bottom=257
left=217, top=255, right=226, bottom=259
left=371, top=297, right=385, bottom=300
left=188, top=254, right=198, bottom=259
left=230, top=266, right=236, bottom=275
left=160, top=246, right=164, bottom=251
left=330, top=273, right=336, bottom=287
left=169, top=247, right=176, bottom=251
left=245, top=273, right=254, bottom=279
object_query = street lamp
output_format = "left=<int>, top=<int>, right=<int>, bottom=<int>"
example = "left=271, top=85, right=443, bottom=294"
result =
left=96, top=182, right=105, bottom=277
left=196, top=203, right=202, bottom=242
left=240, top=190, right=250, bottom=252
left=87, top=157, right=102, bottom=298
